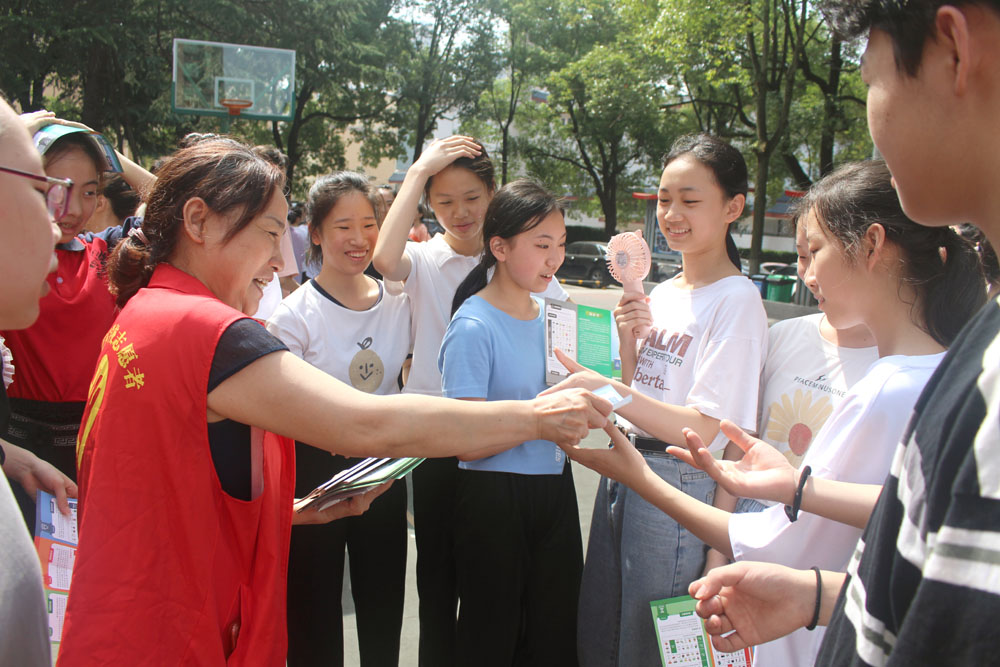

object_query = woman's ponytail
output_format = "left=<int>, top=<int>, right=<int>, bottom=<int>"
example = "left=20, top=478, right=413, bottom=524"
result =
left=725, top=231, right=741, bottom=271
left=451, top=261, right=492, bottom=316
left=919, top=227, right=985, bottom=346
left=107, top=229, right=157, bottom=308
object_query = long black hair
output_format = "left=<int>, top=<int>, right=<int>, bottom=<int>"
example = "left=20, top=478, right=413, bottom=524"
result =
left=792, top=159, right=985, bottom=347
left=663, top=133, right=748, bottom=271
left=451, top=179, right=563, bottom=315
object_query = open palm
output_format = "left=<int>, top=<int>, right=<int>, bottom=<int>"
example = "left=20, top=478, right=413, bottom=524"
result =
left=668, top=420, right=798, bottom=505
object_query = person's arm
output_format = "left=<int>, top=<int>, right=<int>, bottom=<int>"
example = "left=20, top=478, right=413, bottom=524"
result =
left=1, top=439, right=77, bottom=516
left=560, top=422, right=735, bottom=557
left=689, top=561, right=846, bottom=653
left=542, top=349, right=722, bottom=448
left=372, top=136, right=482, bottom=281
left=702, top=440, right=745, bottom=574
left=672, top=421, right=881, bottom=529
left=206, top=350, right=612, bottom=459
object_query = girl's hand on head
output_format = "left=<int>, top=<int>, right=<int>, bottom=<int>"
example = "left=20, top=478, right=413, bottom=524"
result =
left=613, top=292, right=652, bottom=345
left=412, top=135, right=482, bottom=179
left=536, top=349, right=611, bottom=396
left=291, top=481, right=393, bottom=525
left=19, top=110, right=93, bottom=136
left=556, top=421, right=650, bottom=490
left=668, top=420, right=798, bottom=505
left=531, top=387, right=612, bottom=446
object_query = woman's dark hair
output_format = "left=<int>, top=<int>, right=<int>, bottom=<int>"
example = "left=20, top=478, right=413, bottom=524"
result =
left=424, top=138, right=496, bottom=201
left=100, top=173, right=141, bottom=222
left=42, top=133, right=105, bottom=175
left=305, top=171, right=382, bottom=268
left=107, top=137, right=285, bottom=307
left=792, top=159, right=985, bottom=346
left=451, top=178, right=563, bottom=315
left=663, top=133, right=748, bottom=271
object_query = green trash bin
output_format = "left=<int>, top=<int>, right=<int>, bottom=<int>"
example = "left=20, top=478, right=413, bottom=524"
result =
left=765, top=275, right=796, bottom=303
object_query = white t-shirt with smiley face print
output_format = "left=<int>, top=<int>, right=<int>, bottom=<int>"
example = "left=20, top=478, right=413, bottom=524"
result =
left=266, top=279, right=412, bottom=395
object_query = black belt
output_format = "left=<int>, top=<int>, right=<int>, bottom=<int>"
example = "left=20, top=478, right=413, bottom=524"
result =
left=3, top=400, right=85, bottom=448
left=630, top=434, right=673, bottom=454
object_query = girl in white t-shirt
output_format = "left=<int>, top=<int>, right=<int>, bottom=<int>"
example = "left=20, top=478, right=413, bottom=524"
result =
left=371, top=137, right=568, bottom=662
left=550, top=134, right=769, bottom=665
left=266, top=172, right=412, bottom=666
left=559, top=160, right=985, bottom=667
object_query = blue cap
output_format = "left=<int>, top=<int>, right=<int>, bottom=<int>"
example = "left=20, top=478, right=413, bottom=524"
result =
left=33, top=124, right=123, bottom=173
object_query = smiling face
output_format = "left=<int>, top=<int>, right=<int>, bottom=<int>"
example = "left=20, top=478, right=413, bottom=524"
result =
left=801, top=208, right=865, bottom=329
left=427, top=165, right=491, bottom=249
left=312, top=191, right=379, bottom=276
left=44, top=146, right=100, bottom=243
left=202, top=187, right=289, bottom=315
left=656, top=155, right=742, bottom=257
left=794, top=218, right=818, bottom=298
left=493, top=209, right=566, bottom=293
left=0, top=107, right=60, bottom=329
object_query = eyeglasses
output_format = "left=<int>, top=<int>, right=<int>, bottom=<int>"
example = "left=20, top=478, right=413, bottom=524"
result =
left=0, top=165, right=74, bottom=221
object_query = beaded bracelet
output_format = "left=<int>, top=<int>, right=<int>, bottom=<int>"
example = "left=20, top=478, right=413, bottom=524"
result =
left=784, top=465, right=812, bottom=523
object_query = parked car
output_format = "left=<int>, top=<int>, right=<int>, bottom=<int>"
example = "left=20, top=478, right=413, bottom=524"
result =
left=558, top=241, right=614, bottom=287
left=650, top=250, right=682, bottom=282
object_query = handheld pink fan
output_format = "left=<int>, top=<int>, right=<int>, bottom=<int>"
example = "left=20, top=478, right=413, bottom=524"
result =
left=606, top=231, right=652, bottom=339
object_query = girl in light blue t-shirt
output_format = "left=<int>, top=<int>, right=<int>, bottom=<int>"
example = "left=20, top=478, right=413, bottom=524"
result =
left=438, top=179, right=580, bottom=665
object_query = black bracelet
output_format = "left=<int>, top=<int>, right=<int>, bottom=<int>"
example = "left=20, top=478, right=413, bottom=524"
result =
left=806, top=566, right=822, bottom=631
left=784, top=465, right=812, bottom=523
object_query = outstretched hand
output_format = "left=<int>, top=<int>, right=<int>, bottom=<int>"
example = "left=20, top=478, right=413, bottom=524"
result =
left=413, top=135, right=482, bottom=179
left=668, top=420, right=799, bottom=505
left=292, top=480, right=394, bottom=525
left=688, top=561, right=817, bottom=653
left=556, top=421, right=650, bottom=490
left=532, top=386, right=612, bottom=447
left=538, top=349, right=616, bottom=396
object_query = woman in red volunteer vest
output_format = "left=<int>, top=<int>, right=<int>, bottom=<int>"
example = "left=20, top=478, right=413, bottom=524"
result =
left=58, top=138, right=609, bottom=666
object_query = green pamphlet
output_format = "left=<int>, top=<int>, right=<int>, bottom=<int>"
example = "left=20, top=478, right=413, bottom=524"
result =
left=650, top=595, right=753, bottom=667
left=544, top=298, right=621, bottom=385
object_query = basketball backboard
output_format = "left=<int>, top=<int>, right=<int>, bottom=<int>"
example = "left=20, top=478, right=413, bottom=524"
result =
left=172, top=38, right=296, bottom=121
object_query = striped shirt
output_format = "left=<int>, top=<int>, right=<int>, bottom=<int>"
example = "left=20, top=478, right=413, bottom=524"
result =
left=818, top=298, right=1000, bottom=665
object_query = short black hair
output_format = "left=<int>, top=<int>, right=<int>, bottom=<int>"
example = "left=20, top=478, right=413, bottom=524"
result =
left=821, top=0, right=1000, bottom=76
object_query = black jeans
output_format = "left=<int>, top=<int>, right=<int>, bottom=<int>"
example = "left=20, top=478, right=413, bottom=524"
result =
left=411, top=456, right=459, bottom=666
left=454, top=464, right=583, bottom=666
left=286, top=448, right=408, bottom=667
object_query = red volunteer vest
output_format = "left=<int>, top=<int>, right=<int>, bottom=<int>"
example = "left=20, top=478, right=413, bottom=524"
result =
left=2, top=239, right=117, bottom=402
left=59, top=264, right=295, bottom=666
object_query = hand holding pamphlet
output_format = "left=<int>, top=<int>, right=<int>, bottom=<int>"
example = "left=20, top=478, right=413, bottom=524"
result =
left=295, top=457, right=423, bottom=513
left=650, top=595, right=753, bottom=667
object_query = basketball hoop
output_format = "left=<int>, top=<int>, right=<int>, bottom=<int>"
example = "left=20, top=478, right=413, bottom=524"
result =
left=219, top=98, right=253, bottom=116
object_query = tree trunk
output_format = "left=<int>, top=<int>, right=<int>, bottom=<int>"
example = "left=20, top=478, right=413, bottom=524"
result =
left=749, top=151, right=770, bottom=275
left=601, top=171, right=618, bottom=237
left=819, top=38, right=842, bottom=176
left=500, top=124, right=510, bottom=185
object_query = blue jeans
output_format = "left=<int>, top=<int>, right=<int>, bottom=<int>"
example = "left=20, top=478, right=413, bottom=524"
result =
left=577, top=453, right=716, bottom=666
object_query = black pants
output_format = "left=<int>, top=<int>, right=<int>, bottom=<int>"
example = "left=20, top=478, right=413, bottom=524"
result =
left=4, top=399, right=83, bottom=536
left=411, top=455, right=459, bottom=666
left=286, top=447, right=408, bottom=667
left=454, top=464, right=583, bottom=667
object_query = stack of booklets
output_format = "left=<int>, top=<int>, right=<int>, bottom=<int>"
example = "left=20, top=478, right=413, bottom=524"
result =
left=296, top=457, right=424, bottom=513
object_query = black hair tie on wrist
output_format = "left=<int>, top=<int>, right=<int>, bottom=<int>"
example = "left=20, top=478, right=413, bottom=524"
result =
left=806, top=566, right=822, bottom=631
left=784, top=465, right=811, bottom=523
